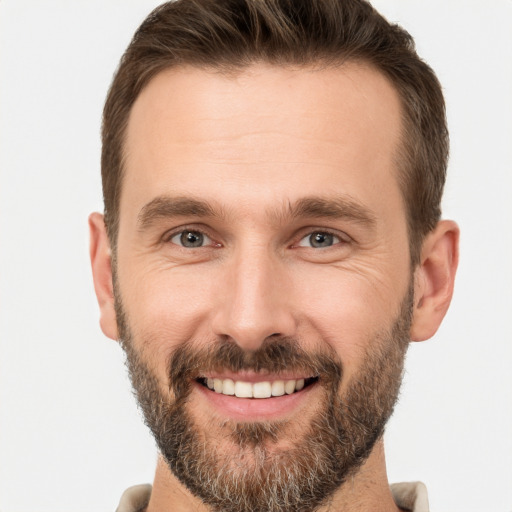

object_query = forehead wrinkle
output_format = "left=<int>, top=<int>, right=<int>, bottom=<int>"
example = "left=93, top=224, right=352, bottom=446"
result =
left=266, top=195, right=378, bottom=228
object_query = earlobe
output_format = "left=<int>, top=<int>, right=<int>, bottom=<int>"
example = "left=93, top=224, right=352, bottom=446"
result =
left=410, top=220, right=459, bottom=342
left=89, top=212, right=119, bottom=341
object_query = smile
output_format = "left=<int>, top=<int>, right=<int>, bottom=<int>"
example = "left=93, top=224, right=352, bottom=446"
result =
left=197, top=376, right=318, bottom=398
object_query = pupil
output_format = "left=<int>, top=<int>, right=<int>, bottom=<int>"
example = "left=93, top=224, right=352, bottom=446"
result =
left=311, top=232, right=333, bottom=247
left=181, top=231, right=203, bottom=247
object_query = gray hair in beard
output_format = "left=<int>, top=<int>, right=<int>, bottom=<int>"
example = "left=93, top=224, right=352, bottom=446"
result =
left=116, top=285, right=413, bottom=512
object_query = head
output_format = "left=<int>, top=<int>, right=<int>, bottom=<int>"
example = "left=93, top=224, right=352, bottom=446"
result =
left=90, top=1, right=459, bottom=511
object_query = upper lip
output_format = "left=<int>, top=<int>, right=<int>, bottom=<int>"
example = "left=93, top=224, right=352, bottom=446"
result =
left=198, top=371, right=315, bottom=382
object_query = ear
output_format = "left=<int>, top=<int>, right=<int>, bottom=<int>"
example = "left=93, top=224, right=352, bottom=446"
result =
left=410, top=220, right=459, bottom=342
left=89, top=212, right=118, bottom=341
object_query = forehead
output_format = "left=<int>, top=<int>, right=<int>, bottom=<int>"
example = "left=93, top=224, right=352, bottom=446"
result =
left=122, top=62, right=404, bottom=222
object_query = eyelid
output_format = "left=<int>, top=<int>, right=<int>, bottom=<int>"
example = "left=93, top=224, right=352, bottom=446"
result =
left=160, top=224, right=352, bottom=249
left=162, top=224, right=220, bottom=247
left=292, top=228, right=352, bottom=248
left=170, top=231, right=212, bottom=247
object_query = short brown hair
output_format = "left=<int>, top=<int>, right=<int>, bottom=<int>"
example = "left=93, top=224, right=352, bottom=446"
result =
left=102, top=0, right=448, bottom=266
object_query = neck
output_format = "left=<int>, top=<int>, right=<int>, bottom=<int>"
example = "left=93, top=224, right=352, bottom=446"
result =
left=146, top=439, right=403, bottom=512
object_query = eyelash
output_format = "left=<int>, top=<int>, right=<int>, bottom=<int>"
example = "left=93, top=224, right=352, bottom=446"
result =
left=163, top=225, right=218, bottom=248
left=163, top=226, right=351, bottom=250
left=294, top=229, right=350, bottom=249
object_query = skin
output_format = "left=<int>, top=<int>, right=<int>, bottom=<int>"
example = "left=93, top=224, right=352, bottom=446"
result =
left=90, top=62, right=459, bottom=511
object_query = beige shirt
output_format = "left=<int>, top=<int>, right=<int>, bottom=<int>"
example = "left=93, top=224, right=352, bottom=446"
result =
left=116, top=481, right=430, bottom=512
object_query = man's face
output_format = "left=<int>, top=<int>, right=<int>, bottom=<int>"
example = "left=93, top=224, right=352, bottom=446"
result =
left=115, top=63, right=412, bottom=511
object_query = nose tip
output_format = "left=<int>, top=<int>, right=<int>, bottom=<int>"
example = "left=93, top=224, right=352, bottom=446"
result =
left=212, top=299, right=296, bottom=352
left=210, top=255, right=296, bottom=352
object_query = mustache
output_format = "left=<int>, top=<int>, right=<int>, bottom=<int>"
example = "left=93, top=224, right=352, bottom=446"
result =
left=168, top=336, right=343, bottom=398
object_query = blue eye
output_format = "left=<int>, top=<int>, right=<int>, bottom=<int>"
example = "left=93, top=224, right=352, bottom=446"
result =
left=170, top=230, right=212, bottom=248
left=298, top=232, right=341, bottom=248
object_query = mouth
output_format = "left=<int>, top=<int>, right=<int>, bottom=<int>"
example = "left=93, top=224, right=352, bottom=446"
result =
left=196, top=376, right=319, bottom=398
left=192, top=370, right=322, bottom=420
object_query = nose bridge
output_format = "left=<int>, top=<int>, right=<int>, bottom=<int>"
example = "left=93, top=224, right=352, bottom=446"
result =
left=212, top=241, right=295, bottom=350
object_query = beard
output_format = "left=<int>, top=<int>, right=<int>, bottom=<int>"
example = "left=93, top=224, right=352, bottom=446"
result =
left=115, top=286, right=412, bottom=512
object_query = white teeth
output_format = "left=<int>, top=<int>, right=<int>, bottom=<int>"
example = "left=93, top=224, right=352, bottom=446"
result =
left=213, top=378, right=223, bottom=393
left=271, top=380, right=285, bottom=397
left=222, top=378, right=235, bottom=396
left=204, top=377, right=311, bottom=398
left=253, top=381, right=272, bottom=398
left=234, top=381, right=253, bottom=398
left=284, top=380, right=296, bottom=395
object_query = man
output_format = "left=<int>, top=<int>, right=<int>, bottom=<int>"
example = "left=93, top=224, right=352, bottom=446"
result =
left=89, top=0, right=459, bottom=511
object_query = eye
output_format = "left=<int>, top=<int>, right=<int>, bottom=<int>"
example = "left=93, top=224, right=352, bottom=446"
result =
left=170, top=230, right=212, bottom=248
left=297, top=231, right=342, bottom=248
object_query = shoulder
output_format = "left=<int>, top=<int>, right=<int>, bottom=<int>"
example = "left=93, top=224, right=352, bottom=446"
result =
left=115, top=484, right=152, bottom=512
left=391, top=481, right=430, bottom=512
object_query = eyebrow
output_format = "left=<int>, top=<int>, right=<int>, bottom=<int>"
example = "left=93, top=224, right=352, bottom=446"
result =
left=138, top=196, right=219, bottom=230
left=283, top=196, right=377, bottom=228
left=137, top=194, right=377, bottom=230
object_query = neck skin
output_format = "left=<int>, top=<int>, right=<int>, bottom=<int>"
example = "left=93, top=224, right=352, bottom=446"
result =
left=146, top=439, right=405, bottom=512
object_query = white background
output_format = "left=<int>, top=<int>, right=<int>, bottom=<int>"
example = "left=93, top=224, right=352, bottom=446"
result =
left=1, top=1, right=511, bottom=511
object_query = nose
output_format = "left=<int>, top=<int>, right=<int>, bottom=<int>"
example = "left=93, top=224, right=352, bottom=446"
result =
left=211, top=245, right=297, bottom=351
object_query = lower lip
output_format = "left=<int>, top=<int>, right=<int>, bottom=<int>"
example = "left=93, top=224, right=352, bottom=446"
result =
left=194, top=380, right=318, bottom=421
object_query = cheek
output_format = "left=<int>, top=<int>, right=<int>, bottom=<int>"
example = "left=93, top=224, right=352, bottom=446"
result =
left=117, top=241, right=410, bottom=385
left=290, top=264, right=408, bottom=376
left=118, top=262, right=218, bottom=354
